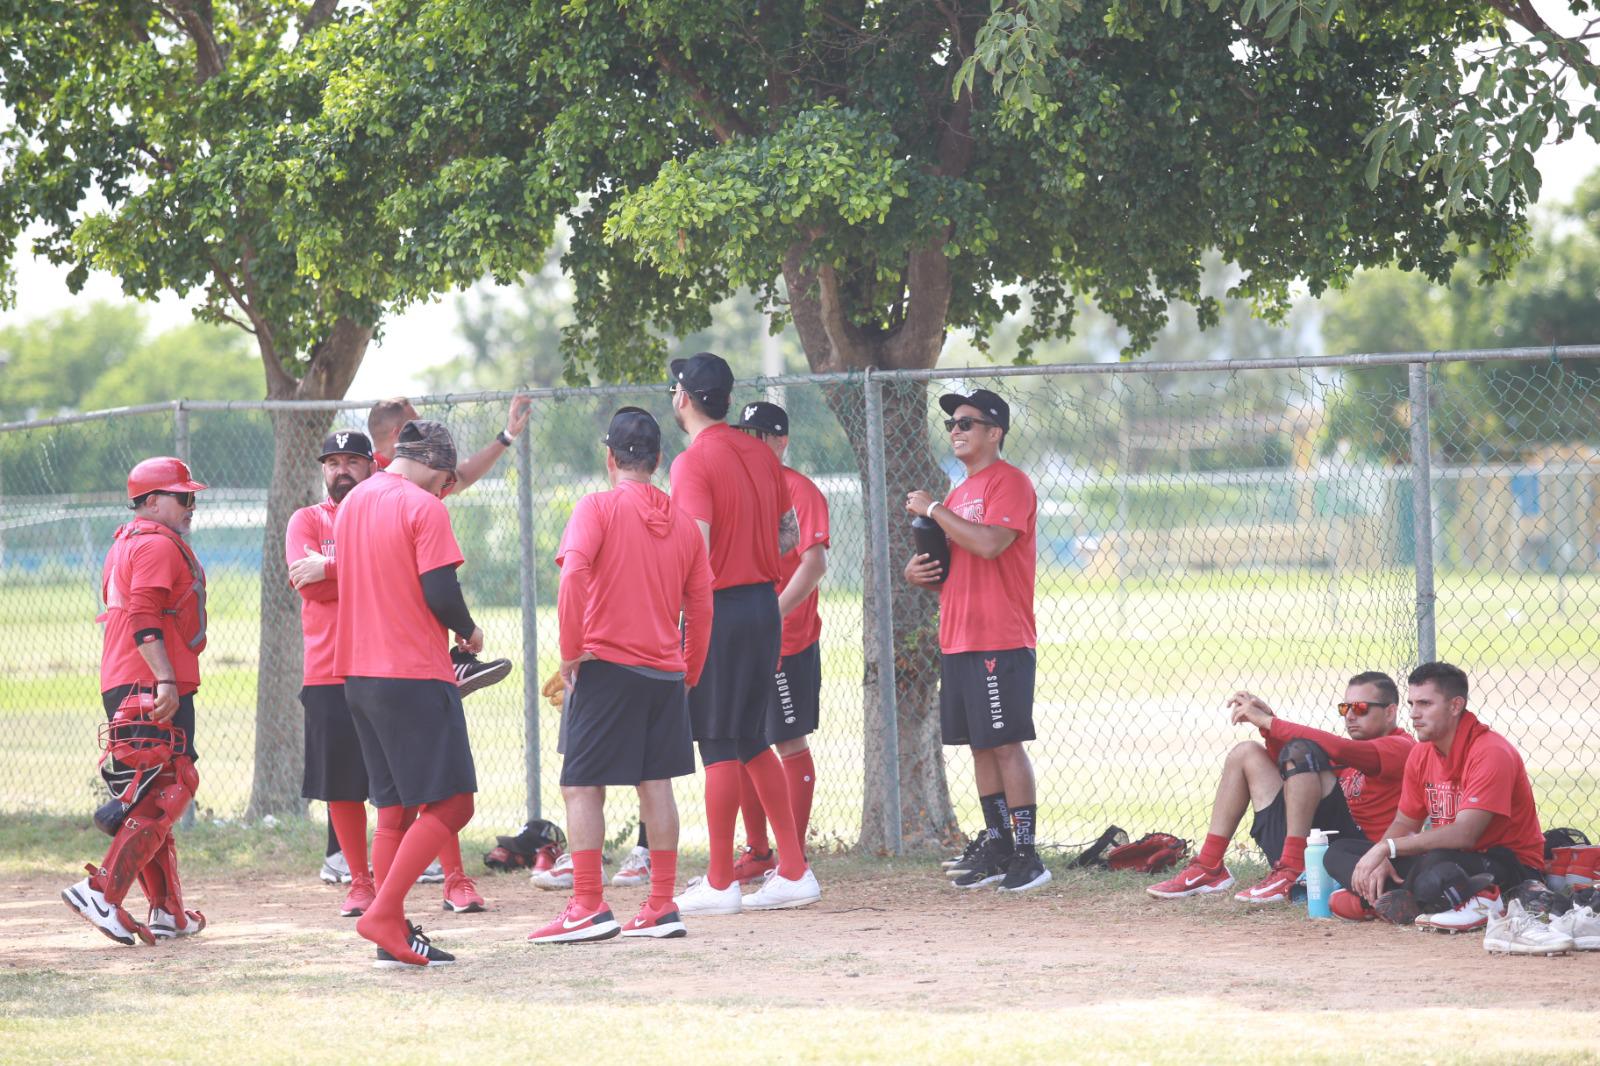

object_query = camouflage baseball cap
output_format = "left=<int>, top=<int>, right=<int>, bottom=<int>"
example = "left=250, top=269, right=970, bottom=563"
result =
left=393, top=419, right=458, bottom=472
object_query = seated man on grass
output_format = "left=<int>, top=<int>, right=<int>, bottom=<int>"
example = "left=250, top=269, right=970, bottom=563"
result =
left=1149, top=672, right=1414, bottom=903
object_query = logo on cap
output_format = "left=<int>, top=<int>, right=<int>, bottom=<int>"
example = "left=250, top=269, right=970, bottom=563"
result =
left=744, top=404, right=758, bottom=422
left=335, top=432, right=350, bottom=449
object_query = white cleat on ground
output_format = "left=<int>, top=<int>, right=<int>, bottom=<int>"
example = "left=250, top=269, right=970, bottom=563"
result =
left=1483, top=899, right=1575, bottom=956
left=532, top=851, right=574, bottom=891
left=319, top=851, right=352, bottom=884
left=611, top=845, right=651, bottom=888
left=674, top=875, right=743, bottom=916
left=744, top=866, right=822, bottom=911
left=147, top=906, right=207, bottom=939
left=1549, top=903, right=1600, bottom=951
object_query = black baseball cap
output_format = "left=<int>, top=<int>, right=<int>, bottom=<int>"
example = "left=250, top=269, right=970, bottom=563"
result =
left=939, top=388, right=1010, bottom=432
left=318, top=429, right=374, bottom=461
left=604, top=406, right=661, bottom=461
left=735, top=400, right=788, bottom=436
left=668, top=352, right=735, bottom=400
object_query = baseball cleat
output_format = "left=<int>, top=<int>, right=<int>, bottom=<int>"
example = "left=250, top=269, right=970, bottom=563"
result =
left=1147, top=861, right=1234, bottom=899
left=1417, top=886, right=1502, bottom=933
left=1484, top=900, right=1574, bottom=956
left=527, top=899, right=621, bottom=944
left=674, top=875, right=743, bottom=916
left=1549, top=903, right=1600, bottom=950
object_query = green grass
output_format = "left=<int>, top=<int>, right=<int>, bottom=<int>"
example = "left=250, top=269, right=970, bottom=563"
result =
left=4, top=567, right=1599, bottom=848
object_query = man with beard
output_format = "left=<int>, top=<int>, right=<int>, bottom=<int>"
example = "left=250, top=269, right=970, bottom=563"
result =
left=286, top=430, right=379, bottom=918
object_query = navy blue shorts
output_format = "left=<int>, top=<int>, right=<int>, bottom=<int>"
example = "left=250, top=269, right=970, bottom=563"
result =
left=559, top=660, right=694, bottom=786
left=688, top=583, right=781, bottom=742
left=939, top=648, right=1036, bottom=749
left=344, top=676, right=476, bottom=809
left=300, top=684, right=368, bottom=803
left=767, top=641, right=821, bottom=744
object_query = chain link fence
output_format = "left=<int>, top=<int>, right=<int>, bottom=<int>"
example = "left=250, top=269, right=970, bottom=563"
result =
left=3, top=349, right=1598, bottom=857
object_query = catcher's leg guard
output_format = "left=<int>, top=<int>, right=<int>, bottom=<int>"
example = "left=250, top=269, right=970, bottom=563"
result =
left=93, top=758, right=196, bottom=908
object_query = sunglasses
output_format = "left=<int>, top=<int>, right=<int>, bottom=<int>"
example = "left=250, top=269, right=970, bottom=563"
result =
left=151, top=491, right=196, bottom=507
left=944, top=416, right=998, bottom=432
left=1338, top=701, right=1386, bottom=716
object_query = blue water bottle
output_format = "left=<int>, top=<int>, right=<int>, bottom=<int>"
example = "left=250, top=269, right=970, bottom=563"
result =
left=1305, top=829, right=1337, bottom=919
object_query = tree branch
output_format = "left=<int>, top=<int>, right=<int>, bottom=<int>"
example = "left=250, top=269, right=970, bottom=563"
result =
left=301, top=0, right=340, bottom=36
left=784, top=239, right=871, bottom=372
left=654, top=43, right=755, bottom=142
left=167, top=0, right=226, bottom=83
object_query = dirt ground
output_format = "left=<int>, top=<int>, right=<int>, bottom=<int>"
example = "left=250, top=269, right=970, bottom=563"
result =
left=5, top=858, right=1597, bottom=1013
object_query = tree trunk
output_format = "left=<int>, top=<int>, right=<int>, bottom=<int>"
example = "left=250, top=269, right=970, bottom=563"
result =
left=246, top=318, right=371, bottom=819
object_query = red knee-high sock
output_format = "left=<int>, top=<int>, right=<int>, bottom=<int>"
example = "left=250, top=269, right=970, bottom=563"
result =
left=1279, top=835, right=1308, bottom=874
left=366, top=793, right=473, bottom=923
left=649, top=850, right=677, bottom=910
left=743, top=750, right=805, bottom=880
left=371, top=805, right=417, bottom=891
left=328, top=801, right=370, bottom=881
left=572, top=849, right=604, bottom=912
left=738, top=763, right=770, bottom=855
left=704, top=761, right=742, bottom=890
left=780, top=748, right=816, bottom=855
left=437, top=830, right=465, bottom=879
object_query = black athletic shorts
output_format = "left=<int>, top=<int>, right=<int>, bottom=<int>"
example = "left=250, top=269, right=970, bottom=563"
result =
left=344, top=676, right=477, bottom=809
left=689, top=582, right=782, bottom=741
left=300, top=684, right=368, bottom=803
left=1250, top=781, right=1369, bottom=865
left=102, top=684, right=197, bottom=762
left=767, top=640, right=821, bottom=745
left=939, top=648, right=1036, bottom=750
left=559, top=660, right=694, bottom=786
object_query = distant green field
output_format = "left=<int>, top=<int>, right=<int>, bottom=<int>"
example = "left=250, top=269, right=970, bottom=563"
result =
left=4, top=566, right=1597, bottom=850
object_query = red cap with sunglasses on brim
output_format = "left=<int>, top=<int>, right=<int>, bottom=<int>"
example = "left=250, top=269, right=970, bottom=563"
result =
left=127, top=457, right=207, bottom=502
left=939, top=388, right=1010, bottom=432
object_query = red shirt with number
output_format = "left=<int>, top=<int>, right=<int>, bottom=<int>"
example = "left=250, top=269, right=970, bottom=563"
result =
left=778, top=466, right=830, bottom=656
left=1262, top=719, right=1416, bottom=841
left=669, top=423, right=791, bottom=590
left=938, top=459, right=1036, bottom=654
left=286, top=499, right=341, bottom=686
left=556, top=479, right=714, bottom=685
left=1397, top=711, right=1545, bottom=869
left=99, top=519, right=207, bottom=694
left=333, top=471, right=464, bottom=684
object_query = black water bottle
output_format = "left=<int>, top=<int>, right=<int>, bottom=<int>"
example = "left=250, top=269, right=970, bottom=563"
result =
left=911, top=514, right=950, bottom=585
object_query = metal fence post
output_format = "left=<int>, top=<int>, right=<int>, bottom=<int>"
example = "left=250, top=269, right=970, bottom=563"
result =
left=1408, top=362, right=1437, bottom=663
left=517, top=427, right=540, bottom=820
left=862, top=370, right=903, bottom=854
left=173, top=400, right=196, bottom=828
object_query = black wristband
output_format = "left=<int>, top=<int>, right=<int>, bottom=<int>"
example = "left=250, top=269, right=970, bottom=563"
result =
left=155, top=679, right=177, bottom=688
left=132, top=628, right=163, bottom=647
left=496, top=430, right=514, bottom=447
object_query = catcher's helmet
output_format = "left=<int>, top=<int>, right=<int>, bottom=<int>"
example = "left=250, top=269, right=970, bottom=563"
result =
left=127, top=457, right=207, bottom=501
left=99, top=689, right=186, bottom=774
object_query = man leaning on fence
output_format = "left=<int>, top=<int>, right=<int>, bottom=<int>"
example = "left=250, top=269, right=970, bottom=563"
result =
left=905, top=388, right=1051, bottom=894
left=63, top=457, right=210, bottom=947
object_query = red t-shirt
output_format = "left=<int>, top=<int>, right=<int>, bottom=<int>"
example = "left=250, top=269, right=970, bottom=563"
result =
left=669, top=423, right=791, bottom=591
left=556, top=479, right=713, bottom=684
left=1263, top=719, right=1416, bottom=842
left=99, top=520, right=206, bottom=694
left=937, top=460, right=1036, bottom=654
left=332, top=471, right=465, bottom=683
left=286, top=499, right=341, bottom=686
left=1398, top=711, right=1545, bottom=868
left=778, top=466, right=830, bottom=656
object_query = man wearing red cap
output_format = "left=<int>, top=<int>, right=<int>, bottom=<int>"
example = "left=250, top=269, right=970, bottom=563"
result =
left=63, top=458, right=210, bottom=946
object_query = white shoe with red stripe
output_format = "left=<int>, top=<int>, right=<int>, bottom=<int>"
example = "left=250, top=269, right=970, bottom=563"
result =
left=527, top=898, right=621, bottom=945
left=1418, top=886, right=1504, bottom=933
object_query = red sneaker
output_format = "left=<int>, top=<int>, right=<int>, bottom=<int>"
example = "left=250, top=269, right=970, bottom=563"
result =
left=442, top=873, right=486, bottom=914
left=732, top=846, right=777, bottom=885
left=1329, top=888, right=1376, bottom=921
left=532, top=844, right=562, bottom=874
left=1234, top=864, right=1301, bottom=904
left=620, top=899, right=687, bottom=939
left=340, top=876, right=376, bottom=918
left=1147, top=861, right=1234, bottom=899
left=527, top=898, right=620, bottom=945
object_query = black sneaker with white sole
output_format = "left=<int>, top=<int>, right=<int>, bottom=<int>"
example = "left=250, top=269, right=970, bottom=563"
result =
left=373, top=923, right=456, bottom=969
left=452, top=648, right=512, bottom=697
left=952, top=839, right=1013, bottom=889
left=942, top=834, right=987, bottom=873
left=997, top=851, right=1052, bottom=893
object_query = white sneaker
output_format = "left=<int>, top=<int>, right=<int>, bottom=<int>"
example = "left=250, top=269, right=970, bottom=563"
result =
left=674, top=875, right=743, bottom=916
left=319, top=851, right=352, bottom=884
left=415, top=859, right=445, bottom=884
left=531, top=851, right=574, bottom=891
left=611, top=845, right=651, bottom=888
left=61, top=876, right=150, bottom=946
left=1549, top=904, right=1600, bottom=950
left=1417, top=887, right=1504, bottom=933
left=743, top=866, right=821, bottom=911
left=148, top=906, right=207, bottom=939
left=1484, top=899, right=1575, bottom=956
